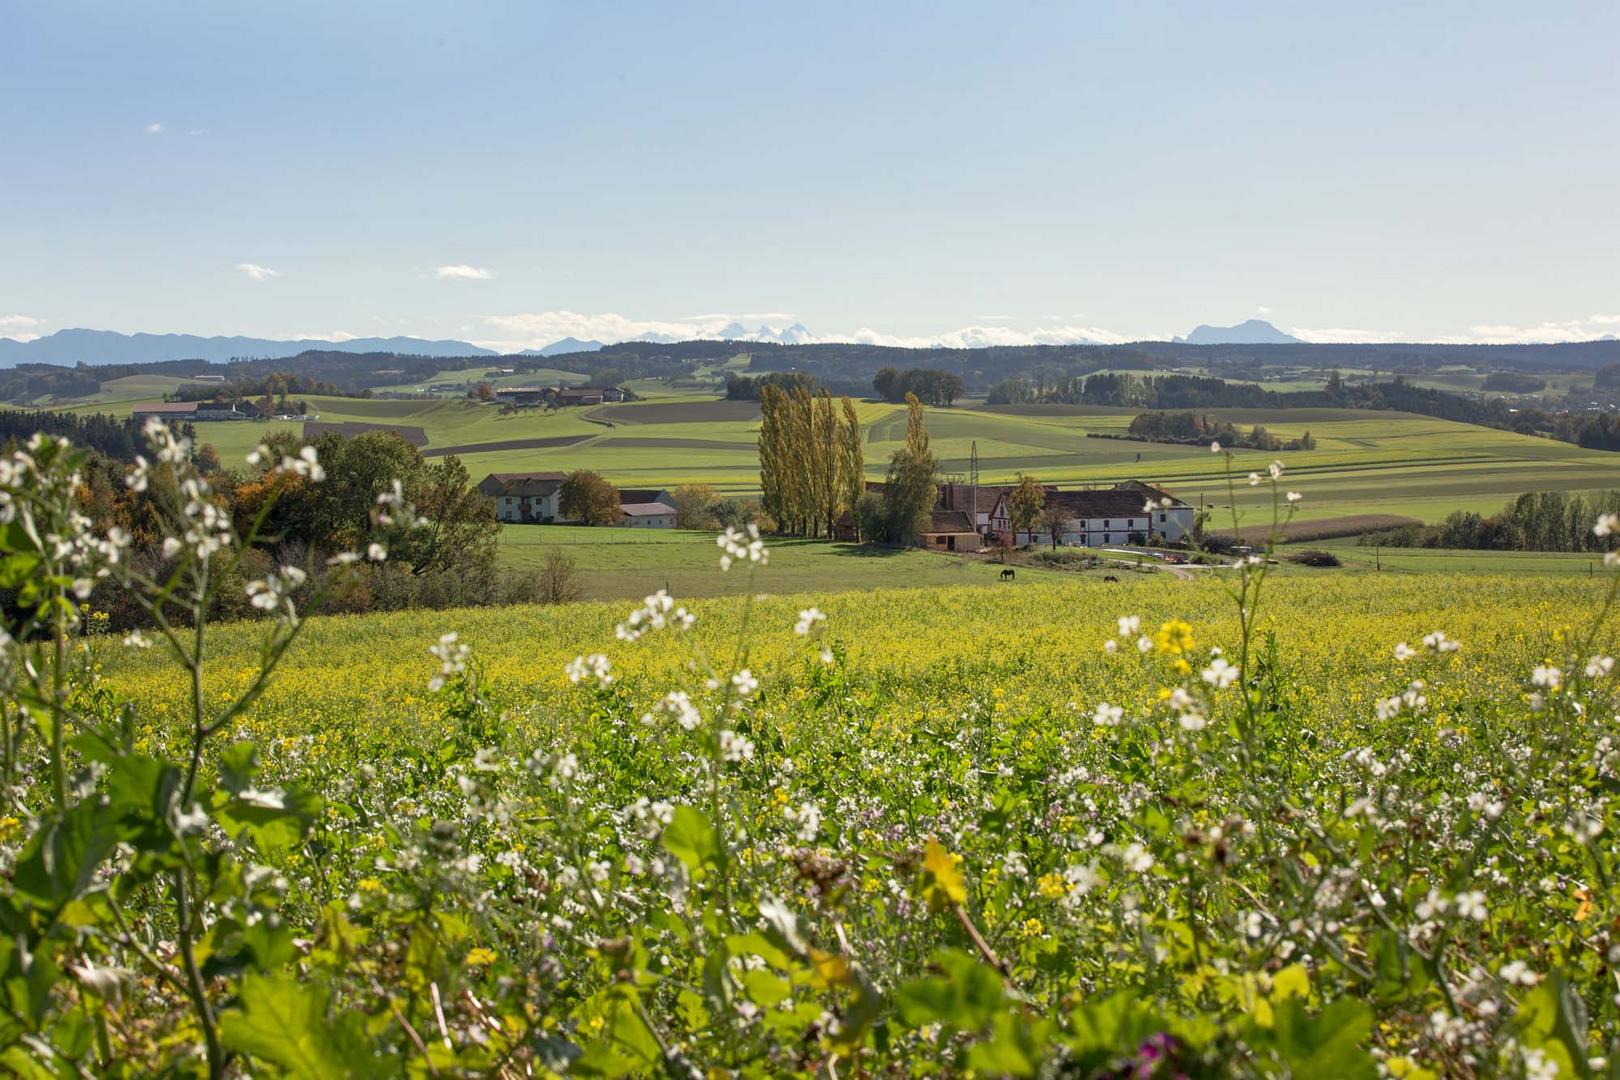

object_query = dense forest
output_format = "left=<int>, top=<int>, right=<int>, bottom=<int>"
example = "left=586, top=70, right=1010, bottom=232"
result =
left=0, top=409, right=189, bottom=462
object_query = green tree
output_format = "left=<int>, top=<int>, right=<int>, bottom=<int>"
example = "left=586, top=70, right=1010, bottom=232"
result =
left=878, top=394, right=937, bottom=544
left=1006, top=473, right=1046, bottom=542
left=670, top=483, right=722, bottom=529
left=559, top=469, right=621, bottom=526
left=390, top=454, right=498, bottom=575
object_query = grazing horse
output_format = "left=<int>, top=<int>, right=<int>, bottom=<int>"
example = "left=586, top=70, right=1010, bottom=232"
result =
left=999, top=567, right=1015, bottom=581
left=1102, top=574, right=1119, bottom=582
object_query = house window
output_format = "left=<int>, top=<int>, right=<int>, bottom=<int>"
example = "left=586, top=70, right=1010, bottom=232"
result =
left=1158, top=512, right=1166, bottom=523
left=1103, top=534, right=1111, bottom=544
left=1104, top=519, right=1110, bottom=528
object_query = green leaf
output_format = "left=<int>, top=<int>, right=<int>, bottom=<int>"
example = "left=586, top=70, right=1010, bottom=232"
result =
left=894, top=949, right=1004, bottom=1030
left=1266, top=997, right=1377, bottom=1079
left=1515, top=972, right=1591, bottom=1080
left=661, top=805, right=718, bottom=874
left=219, top=974, right=365, bottom=1079
left=213, top=785, right=323, bottom=853
left=11, top=803, right=114, bottom=912
left=217, top=742, right=260, bottom=795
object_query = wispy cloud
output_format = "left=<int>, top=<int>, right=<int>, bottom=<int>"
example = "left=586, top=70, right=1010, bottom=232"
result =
left=145, top=122, right=164, bottom=135
left=0, top=315, right=42, bottom=343
left=436, top=264, right=494, bottom=280
left=236, top=262, right=280, bottom=282
left=1256, top=305, right=1273, bottom=315
left=1288, top=326, right=1407, bottom=344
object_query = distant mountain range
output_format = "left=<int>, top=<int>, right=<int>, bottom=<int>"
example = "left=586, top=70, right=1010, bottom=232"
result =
left=0, top=329, right=498, bottom=367
left=521, top=337, right=606, bottom=357
left=1175, top=319, right=1302, bottom=345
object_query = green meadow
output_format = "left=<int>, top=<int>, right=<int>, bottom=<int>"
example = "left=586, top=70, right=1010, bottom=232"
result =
left=33, top=377, right=1620, bottom=536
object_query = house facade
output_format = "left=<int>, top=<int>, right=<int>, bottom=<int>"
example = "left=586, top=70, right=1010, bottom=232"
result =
left=478, top=471, right=568, bottom=523
left=990, top=483, right=1196, bottom=546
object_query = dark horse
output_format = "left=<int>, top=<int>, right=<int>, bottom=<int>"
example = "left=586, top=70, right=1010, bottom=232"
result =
left=999, top=567, right=1015, bottom=581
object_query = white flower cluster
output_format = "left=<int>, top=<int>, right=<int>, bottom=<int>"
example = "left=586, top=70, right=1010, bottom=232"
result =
left=718, top=729, right=756, bottom=762
left=1422, top=630, right=1460, bottom=654
left=717, top=524, right=768, bottom=571
left=1375, top=679, right=1427, bottom=720
left=794, top=607, right=826, bottom=635
left=427, top=631, right=470, bottom=691
left=642, top=689, right=702, bottom=731
left=784, top=800, right=820, bottom=842
left=565, top=653, right=614, bottom=687
left=616, top=589, right=695, bottom=642
left=1102, top=614, right=1153, bottom=654
left=244, top=565, right=307, bottom=613
left=1201, top=656, right=1238, bottom=689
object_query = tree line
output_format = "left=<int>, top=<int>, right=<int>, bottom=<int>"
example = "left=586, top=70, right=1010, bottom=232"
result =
left=1358, top=490, right=1620, bottom=553
left=1122, top=411, right=1315, bottom=450
left=0, top=409, right=193, bottom=462
left=872, top=368, right=964, bottom=406
left=757, top=384, right=864, bottom=537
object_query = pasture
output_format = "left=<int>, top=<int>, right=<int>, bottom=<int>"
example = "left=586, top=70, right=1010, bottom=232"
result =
left=31, top=382, right=1620, bottom=527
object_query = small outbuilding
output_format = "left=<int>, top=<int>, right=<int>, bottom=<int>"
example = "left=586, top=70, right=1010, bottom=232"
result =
left=918, top=510, right=981, bottom=552
left=616, top=502, right=676, bottom=529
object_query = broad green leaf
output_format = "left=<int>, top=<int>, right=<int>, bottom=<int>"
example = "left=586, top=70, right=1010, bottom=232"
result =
left=661, top=805, right=718, bottom=874
left=12, top=803, right=114, bottom=911
left=219, top=974, right=361, bottom=1079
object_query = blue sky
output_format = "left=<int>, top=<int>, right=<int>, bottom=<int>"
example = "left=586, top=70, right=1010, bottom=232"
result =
left=3, top=1, right=1617, bottom=349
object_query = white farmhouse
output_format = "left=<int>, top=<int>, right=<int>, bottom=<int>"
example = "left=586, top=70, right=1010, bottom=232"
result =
left=990, top=481, right=1196, bottom=546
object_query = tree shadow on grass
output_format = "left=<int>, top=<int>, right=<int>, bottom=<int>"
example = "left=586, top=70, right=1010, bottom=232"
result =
left=827, top=543, right=913, bottom=558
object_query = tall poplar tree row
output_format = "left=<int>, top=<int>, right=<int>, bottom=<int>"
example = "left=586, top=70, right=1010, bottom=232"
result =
left=757, top=383, right=865, bottom=537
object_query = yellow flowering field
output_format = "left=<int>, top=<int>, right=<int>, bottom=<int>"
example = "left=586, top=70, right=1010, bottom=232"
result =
left=7, top=430, right=1620, bottom=1077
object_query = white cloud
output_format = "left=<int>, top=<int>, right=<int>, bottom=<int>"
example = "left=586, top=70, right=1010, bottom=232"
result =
left=236, top=262, right=280, bottom=282
left=1288, top=326, right=1408, bottom=344
left=145, top=122, right=164, bottom=134
left=1447, top=314, right=1620, bottom=345
left=436, top=264, right=494, bottom=280
left=476, top=310, right=1132, bottom=353
left=1257, top=305, right=1273, bottom=315
left=0, top=314, right=42, bottom=342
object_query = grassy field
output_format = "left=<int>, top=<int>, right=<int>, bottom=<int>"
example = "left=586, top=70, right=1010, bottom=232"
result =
left=28, top=381, right=1620, bottom=527
left=498, top=524, right=1077, bottom=598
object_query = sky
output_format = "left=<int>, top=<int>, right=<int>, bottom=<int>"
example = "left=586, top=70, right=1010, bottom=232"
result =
left=2, top=0, right=1618, bottom=351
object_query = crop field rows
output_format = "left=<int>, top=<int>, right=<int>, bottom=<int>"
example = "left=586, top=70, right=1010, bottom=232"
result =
left=44, top=380, right=1620, bottom=529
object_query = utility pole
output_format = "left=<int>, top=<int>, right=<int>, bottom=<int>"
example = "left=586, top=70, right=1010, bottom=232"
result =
left=969, top=440, right=979, bottom=537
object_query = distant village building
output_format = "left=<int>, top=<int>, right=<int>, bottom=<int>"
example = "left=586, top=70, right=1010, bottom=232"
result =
left=616, top=503, right=677, bottom=529
left=478, top=474, right=676, bottom=526
left=617, top=489, right=674, bottom=509
left=130, top=401, right=251, bottom=423
left=937, top=481, right=1055, bottom=536
left=490, top=384, right=627, bottom=407
left=989, top=482, right=1196, bottom=546
left=478, top=471, right=568, bottom=523
left=549, top=385, right=627, bottom=406
left=918, top=510, right=981, bottom=552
